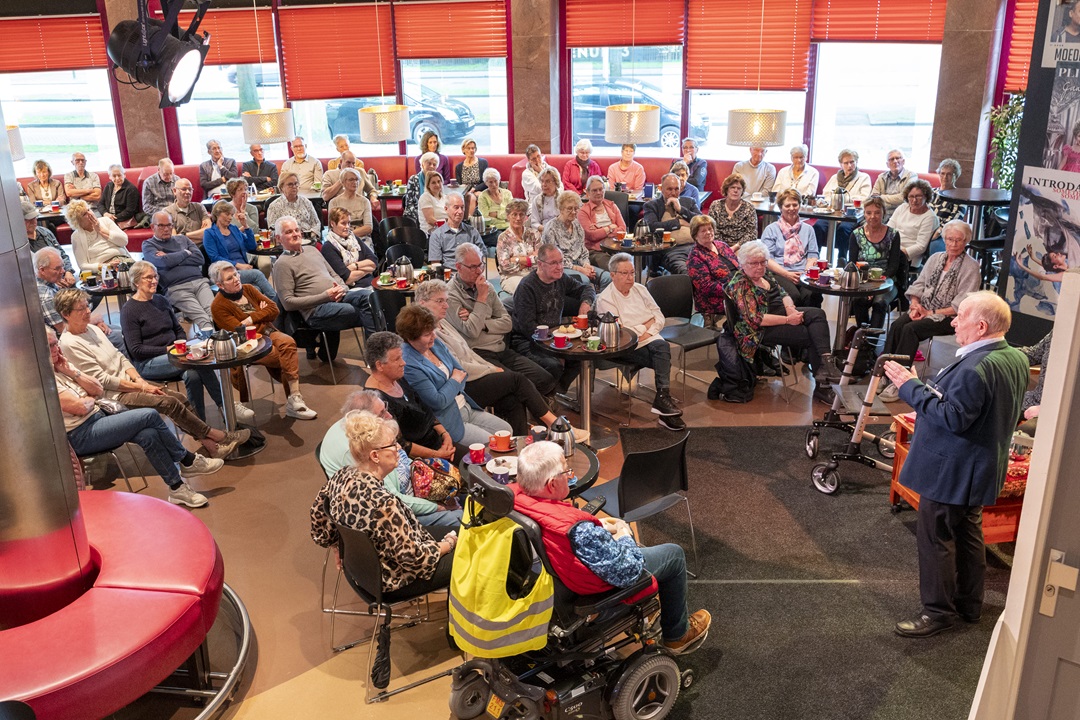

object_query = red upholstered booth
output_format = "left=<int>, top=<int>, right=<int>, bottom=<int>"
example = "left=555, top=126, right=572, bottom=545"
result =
left=0, top=491, right=224, bottom=720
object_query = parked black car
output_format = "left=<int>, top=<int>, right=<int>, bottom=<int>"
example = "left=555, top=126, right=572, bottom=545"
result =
left=572, top=80, right=709, bottom=149
left=326, top=89, right=476, bottom=146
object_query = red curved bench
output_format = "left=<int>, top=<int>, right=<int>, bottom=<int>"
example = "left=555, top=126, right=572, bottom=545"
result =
left=0, top=491, right=224, bottom=720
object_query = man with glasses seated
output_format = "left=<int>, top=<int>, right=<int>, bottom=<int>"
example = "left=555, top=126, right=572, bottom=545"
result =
left=510, top=244, right=595, bottom=394
left=597, top=253, right=685, bottom=430
left=64, top=152, right=101, bottom=204
left=872, top=149, right=918, bottom=219
left=241, top=143, right=279, bottom=191
left=165, top=178, right=211, bottom=244
left=427, top=193, right=486, bottom=264
left=266, top=172, right=322, bottom=244
left=142, top=211, right=215, bottom=329
left=512, top=440, right=711, bottom=655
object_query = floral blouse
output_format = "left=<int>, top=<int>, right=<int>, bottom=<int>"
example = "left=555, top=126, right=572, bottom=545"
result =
left=687, top=241, right=740, bottom=315
left=850, top=225, right=902, bottom=279
left=541, top=218, right=589, bottom=268
left=310, top=466, right=440, bottom=592
left=497, top=226, right=542, bottom=279
left=724, top=270, right=788, bottom=362
left=403, top=172, right=424, bottom=224
left=708, top=199, right=758, bottom=248
left=929, top=189, right=964, bottom=229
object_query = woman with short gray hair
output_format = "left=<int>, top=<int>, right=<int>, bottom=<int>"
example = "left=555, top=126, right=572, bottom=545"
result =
left=927, top=158, right=965, bottom=254
left=478, top=166, right=513, bottom=233
left=100, top=164, right=141, bottom=228
left=562, top=138, right=601, bottom=193
left=725, top=240, right=840, bottom=405
left=772, top=144, right=819, bottom=197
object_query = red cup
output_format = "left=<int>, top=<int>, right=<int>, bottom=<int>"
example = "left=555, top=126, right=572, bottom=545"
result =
left=173, top=339, right=187, bottom=354
left=245, top=326, right=258, bottom=341
left=260, top=238, right=271, bottom=249
left=396, top=277, right=408, bottom=289
left=573, top=315, right=589, bottom=330
left=468, top=443, right=486, bottom=464
left=817, top=260, right=829, bottom=271
left=553, top=333, right=568, bottom=349
left=853, top=199, right=862, bottom=209
left=807, top=267, right=820, bottom=280
left=51, top=201, right=60, bottom=212
left=437, top=219, right=446, bottom=228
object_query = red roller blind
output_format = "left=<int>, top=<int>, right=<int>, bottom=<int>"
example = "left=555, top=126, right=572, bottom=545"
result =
left=175, top=7, right=276, bottom=66
left=564, top=0, right=684, bottom=48
left=0, top=15, right=107, bottom=72
left=278, top=4, right=396, bottom=101
left=393, top=0, right=507, bottom=59
left=1003, top=0, right=1038, bottom=93
left=810, top=0, right=947, bottom=42
left=686, top=0, right=811, bottom=91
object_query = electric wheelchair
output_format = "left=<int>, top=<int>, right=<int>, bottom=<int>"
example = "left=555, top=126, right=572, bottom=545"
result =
left=448, top=467, right=694, bottom=720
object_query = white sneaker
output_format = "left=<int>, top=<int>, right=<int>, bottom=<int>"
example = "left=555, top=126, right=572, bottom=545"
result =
left=168, top=482, right=209, bottom=508
left=878, top=383, right=900, bottom=403
left=233, top=402, right=256, bottom=424
left=571, top=425, right=590, bottom=445
left=180, top=454, right=224, bottom=477
left=285, top=393, right=317, bottom=420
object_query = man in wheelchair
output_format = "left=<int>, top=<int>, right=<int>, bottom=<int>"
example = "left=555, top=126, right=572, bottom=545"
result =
left=448, top=441, right=709, bottom=720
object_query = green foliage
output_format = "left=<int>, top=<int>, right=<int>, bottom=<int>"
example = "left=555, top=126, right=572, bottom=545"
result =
left=987, top=92, right=1025, bottom=191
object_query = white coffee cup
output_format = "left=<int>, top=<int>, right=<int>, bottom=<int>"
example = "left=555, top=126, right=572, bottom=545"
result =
left=751, top=192, right=764, bottom=201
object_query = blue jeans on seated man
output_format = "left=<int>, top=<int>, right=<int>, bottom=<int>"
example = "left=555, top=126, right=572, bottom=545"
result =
left=133, top=354, right=224, bottom=421
left=640, top=543, right=690, bottom=641
left=68, top=408, right=187, bottom=489
left=238, top=268, right=278, bottom=303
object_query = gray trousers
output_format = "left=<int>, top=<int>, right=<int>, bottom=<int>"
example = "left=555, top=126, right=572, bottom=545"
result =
left=166, top=277, right=215, bottom=329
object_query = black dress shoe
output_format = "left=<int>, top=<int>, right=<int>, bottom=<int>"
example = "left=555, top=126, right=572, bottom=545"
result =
left=895, top=614, right=954, bottom=638
left=707, top=378, right=722, bottom=401
left=959, top=613, right=980, bottom=624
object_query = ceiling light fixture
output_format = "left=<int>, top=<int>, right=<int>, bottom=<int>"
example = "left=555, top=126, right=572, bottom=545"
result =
left=107, top=0, right=210, bottom=108
left=6, top=125, right=25, bottom=162
left=727, top=0, right=786, bottom=147
left=605, top=0, right=659, bottom=145
left=241, top=0, right=293, bottom=146
left=359, top=0, right=409, bottom=144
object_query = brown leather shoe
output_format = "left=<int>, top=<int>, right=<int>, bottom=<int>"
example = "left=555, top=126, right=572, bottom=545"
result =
left=664, top=609, right=711, bottom=655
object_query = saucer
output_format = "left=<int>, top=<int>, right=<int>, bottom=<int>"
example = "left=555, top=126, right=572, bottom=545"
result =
left=464, top=450, right=493, bottom=465
left=531, top=332, right=553, bottom=342
left=488, top=440, right=514, bottom=452
left=486, top=457, right=518, bottom=476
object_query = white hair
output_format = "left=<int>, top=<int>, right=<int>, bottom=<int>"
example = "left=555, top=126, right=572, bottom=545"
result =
left=516, top=441, right=566, bottom=494
left=274, top=215, right=298, bottom=236
left=737, top=239, right=769, bottom=266
left=414, top=279, right=449, bottom=303
left=208, top=260, right=236, bottom=286
left=33, top=246, right=62, bottom=271
left=574, top=138, right=593, bottom=154
left=420, top=151, right=439, bottom=166
left=790, top=144, right=809, bottom=158
left=455, top=242, right=482, bottom=264
left=608, top=252, right=633, bottom=273
left=482, top=167, right=501, bottom=183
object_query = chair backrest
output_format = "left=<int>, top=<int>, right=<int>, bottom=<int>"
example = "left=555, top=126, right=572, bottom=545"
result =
left=617, top=431, right=691, bottom=515
left=604, top=190, right=631, bottom=227
left=338, top=524, right=385, bottom=606
left=387, top=225, right=429, bottom=256
left=647, top=273, right=694, bottom=320
left=384, top=242, right=426, bottom=270
left=378, top=215, right=418, bottom=257
left=370, top=288, right=410, bottom=333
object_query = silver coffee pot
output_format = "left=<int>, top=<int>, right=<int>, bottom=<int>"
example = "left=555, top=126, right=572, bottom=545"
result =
left=597, top=311, right=622, bottom=349
left=547, top=416, right=575, bottom=457
left=634, top=219, right=651, bottom=242
left=394, top=256, right=415, bottom=283
left=831, top=186, right=849, bottom=212
left=839, top=261, right=862, bottom=290
left=211, top=329, right=238, bottom=362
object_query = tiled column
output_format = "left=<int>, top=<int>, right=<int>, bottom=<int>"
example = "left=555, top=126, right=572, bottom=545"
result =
left=509, top=0, right=560, bottom=153
left=102, top=0, right=170, bottom=167
left=929, top=0, right=1008, bottom=186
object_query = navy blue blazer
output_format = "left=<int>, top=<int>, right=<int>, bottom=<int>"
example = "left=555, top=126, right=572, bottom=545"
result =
left=401, top=339, right=481, bottom=443
left=898, top=338, right=1028, bottom=506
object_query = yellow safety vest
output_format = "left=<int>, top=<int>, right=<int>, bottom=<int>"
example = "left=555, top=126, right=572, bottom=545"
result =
left=448, top=500, right=554, bottom=658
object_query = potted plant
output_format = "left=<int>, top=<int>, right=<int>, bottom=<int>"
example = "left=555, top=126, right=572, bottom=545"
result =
left=987, top=92, right=1025, bottom=190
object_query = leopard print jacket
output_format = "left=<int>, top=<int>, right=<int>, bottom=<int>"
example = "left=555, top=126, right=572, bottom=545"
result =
left=310, top=466, right=440, bottom=592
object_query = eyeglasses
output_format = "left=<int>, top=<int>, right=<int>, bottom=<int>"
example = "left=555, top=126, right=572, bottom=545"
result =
left=375, top=440, right=401, bottom=452
left=907, top=194, right=925, bottom=201
left=153, top=222, right=173, bottom=228
left=742, top=259, right=767, bottom=267
left=550, top=468, right=575, bottom=483
left=459, top=262, right=483, bottom=271
left=539, top=259, right=562, bottom=266
left=612, top=269, right=635, bottom=277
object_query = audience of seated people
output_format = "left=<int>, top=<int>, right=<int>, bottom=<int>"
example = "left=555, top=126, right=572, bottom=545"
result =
left=203, top=200, right=278, bottom=302
left=578, top=175, right=628, bottom=270
left=643, top=174, right=701, bottom=275
left=35, top=247, right=126, bottom=356
left=415, top=130, right=452, bottom=181
left=670, top=161, right=701, bottom=210
left=65, top=152, right=102, bottom=204
left=142, top=211, right=216, bottom=329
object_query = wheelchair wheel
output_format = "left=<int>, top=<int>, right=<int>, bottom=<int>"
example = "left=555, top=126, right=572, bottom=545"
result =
left=805, top=429, right=819, bottom=459
left=811, top=464, right=840, bottom=495
left=448, top=673, right=491, bottom=720
left=876, top=431, right=897, bottom=460
left=610, top=653, right=680, bottom=720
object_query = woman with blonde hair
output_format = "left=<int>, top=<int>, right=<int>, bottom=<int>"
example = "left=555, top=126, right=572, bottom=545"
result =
left=542, top=190, right=611, bottom=291
left=65, top=199, right=132, bottom=272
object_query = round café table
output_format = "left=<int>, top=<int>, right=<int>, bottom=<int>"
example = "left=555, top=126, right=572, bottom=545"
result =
left=599, top=237, right=674, bottom=283
left=937, top=188, right=1011, bottom=242
left=798, top=275, right=895, bottom=355
left=459, top=440, right=600, bottom=499
left=250, top=244, right=284, bottom=260
left=77, top=281, right=133, bottom=324
left=532, top=324, right=638, bottom=450
left=168, top=335, right=273, bottom=459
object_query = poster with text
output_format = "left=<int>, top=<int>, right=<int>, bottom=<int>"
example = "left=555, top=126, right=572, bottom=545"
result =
left=1044, top=63, right=1080, bottom=168
left=1006, top=166, right=1080, bottom=319
left=1043, top=1, right=1080, bottom=67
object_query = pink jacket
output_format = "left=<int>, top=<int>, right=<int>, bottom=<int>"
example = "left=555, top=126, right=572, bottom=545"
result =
left=562, top=158, right=602, bottom=193
left=578, top=199, right=627, bottom=251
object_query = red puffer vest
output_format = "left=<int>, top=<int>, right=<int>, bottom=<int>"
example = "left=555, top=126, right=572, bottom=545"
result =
left=511, top=486, right=658, bottom=602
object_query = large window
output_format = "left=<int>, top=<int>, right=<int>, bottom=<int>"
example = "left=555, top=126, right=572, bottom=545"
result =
left=689, top=90, right=806, bottom=161
left=569, top=46, right=686, bottom=156
left=812, top=43, right=941, bottom=169
left=291, top=94, right=400, bottom=159
left=176, top=63, right=284, bottom=163
left=0, top=69, right=120, bottom=178
left=401, top=58, right=507, bottom=155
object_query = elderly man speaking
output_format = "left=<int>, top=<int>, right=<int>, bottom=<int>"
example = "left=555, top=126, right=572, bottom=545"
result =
left=883, top=291, right=1028, bottom=638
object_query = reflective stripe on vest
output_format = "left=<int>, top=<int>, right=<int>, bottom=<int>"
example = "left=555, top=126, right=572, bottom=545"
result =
left=448, top=505, right=554, bottom=658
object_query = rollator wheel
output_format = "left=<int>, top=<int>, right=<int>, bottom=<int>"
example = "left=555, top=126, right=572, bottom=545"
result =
left=811, top=464, right=841, bottom=495
left=681, top=669, right=694, bottom=689
left=611, top=654, right=681, bottom=720
left=805, top=429, right=819, bottom=459
left=448, top=673, right=491, bottom=720
left=876, top=431, right=896, bottom=460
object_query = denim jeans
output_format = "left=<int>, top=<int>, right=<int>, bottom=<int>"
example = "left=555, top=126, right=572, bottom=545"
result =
left=67, top=407, right=186, bottom=488
left=133, top=354, right=223, bottom=421
left=417, top=507, right=465, bottom=527
left=239, top=268, right=278, bottom=303
left=640, top=543, right=690, bottom=641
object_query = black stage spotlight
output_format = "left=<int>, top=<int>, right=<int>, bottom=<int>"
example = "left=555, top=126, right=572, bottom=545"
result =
left=107, top=0, right=211, bottom=108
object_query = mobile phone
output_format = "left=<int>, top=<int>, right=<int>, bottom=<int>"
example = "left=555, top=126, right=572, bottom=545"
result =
left=581, top=496, right=606, bottom=515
